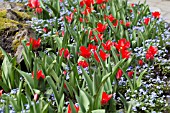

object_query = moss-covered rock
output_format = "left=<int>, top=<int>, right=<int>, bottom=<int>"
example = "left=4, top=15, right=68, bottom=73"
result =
left=0, top=2, right=35, bottom=61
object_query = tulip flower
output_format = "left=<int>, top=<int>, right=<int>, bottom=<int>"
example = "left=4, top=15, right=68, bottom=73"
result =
left=144, top=18, right=150, bottom=25
left=116, top=69, right=123, bottom=79
left=129, top=9, right=133, bottom=13
left=65, top=13, right=74, bottom=23
left=131, top=3, right=135, bottom=7
left=64, top=83, right=67, bottom=89
left=128, top=71, right=134, bottom=78
left=138, top=59, right=144, bottom=66
left=96, top=22, right=107, bottom=33
left=152, top=11, right=160, bottom=19
left=146, top=46, right=158, bottom=60
left=63, top=70, right=67, bottom=75
left=79, top=18, right=84, bottom=22
left=104, top=14, right=115, bottom=22
left=34, top=93, right=39, bottom=101
left=78, top=60, right=89, bottom=68
left=28, top=0, right=40, bottom=8
left=59, top=48, right=70, bottom=59
left=80, top=0, right=94, bottom=7
left=43, top=27, right=48, bottom=33
left=0, top=90, right=3, bottom=97
left=79, top=46, right=91, bottom=58
left=114, top=38, right=130, bottom=51
left=82, top=6, right=93, bottom=15
left=32, top=70, right=45, bottom=80
left=121, top=49, right=131, bottom=59
left=94, top=50, right=109, bottom=62
left=100, top=3, right=106, bottom=9
left=88, top=44, right=97, bottom=51
left=96, top=0, right=108, bottom=4
left=101, top=92, right=112, bottom=105
left=113, top=19, right=118, bottom=27
left=91, top=33, right=103, bottom=42
left=120, top=20, right=124, bottom=25
left=35, top=7, right=43, bottom=14
left=125, top=22, right=131, bottom=27
left=102, top=40, right=113, bottom=51
left=67, top=104, right=79, bottom=113
left=28, top=0, right=43, bottom=14
left=26, top=38, right=41, bottom=50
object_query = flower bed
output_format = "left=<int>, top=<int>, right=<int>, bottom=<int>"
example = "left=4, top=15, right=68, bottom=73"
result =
left=0, top=0, right=170, bottom=113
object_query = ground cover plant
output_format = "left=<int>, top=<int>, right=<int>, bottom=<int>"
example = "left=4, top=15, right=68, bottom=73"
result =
left=0, top=0, right=170, bottom=113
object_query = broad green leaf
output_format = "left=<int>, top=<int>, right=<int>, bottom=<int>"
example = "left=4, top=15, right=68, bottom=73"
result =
left=15, top=68, right=34, bottom=94
left=0, top=80, right=10, bottom=92
left=92, top=109, right=105, bottom=113
left=46, top=76, right=59, bottom=106
left=80, top=67, right=93, bottom=94
left=58, top=94, right=64, bottom=113
left=136, top=69, right=147, bottom=88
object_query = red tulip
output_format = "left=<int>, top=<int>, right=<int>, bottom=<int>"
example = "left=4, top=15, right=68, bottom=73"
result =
left=59, top=48, right=70, bottom=59
left=152, top=11, right=160, bottom=18
left=67, top=104, right=79, bottom=113
left=65, top=13, right=74, bottom=23
left=96, top=0, right=108, bottom=4
left=102, top=40, right=113, bottom=51
left=101, top=92, right=112, bottom=105
left=63, top=70, right=67, bottom=75
left=94, top=50, right=109, bottom=62
left=80, top=1, right=85, bottom=7
left=96, top=22, right=107, bottom=33
left=87, top=30, right=93, bottom=38
left=79, top=18, right=84, bottom=22
left=114, top=38, right=130, bottom=51
left=32, top=70, right=45, bottom=80
left=125, top=22, right=131, bottom=27
left=80, top=0, right=94, bottom=7
left=62, top=31, right=65, bottom=37
left=43, top=27, right=48, bottom=33
left=128, top=71, right=134, bottom=78
left=146, top=46, right=158, bottom=60
left=130, top=9, right=133, bottom=13
left=79, top=46, right=91, bottom=58
left=92, top=33, right=103, bottom=42
left=78, top=60, right=89, bottom=68
left=116, top=69, right=123, bottom=79
left=64, top=83, right=67, bottom=89
left=34, top=93, right=39, bottom=101
left=28, top=0, right=40, bottom=8
left=100, top=3, right=106, bottom=9
left=120, top=49, right=131, bottom=59
left=73, top=8, right=77, bottom=12
left=81, top=6, right=93, bottom=15
left=131, top=3, right=135, bottom=7
left=144, top=18, right=150, bottom=25
left=138, top=59, right=144, bottom=66
left=120, top=20, right=124, bottom=25
left=88, top=44, right=97, bottom=51
left=0, top=90, right=3, bottom=97
left=99, top=50, right=110, bottom=61
left=104, top=14, right=115, bottom=22
left=26, top=38, right=41, bottom=50
left=113, top=19, right=118, bottom=27
left=35, top=7, right=43, bottom=14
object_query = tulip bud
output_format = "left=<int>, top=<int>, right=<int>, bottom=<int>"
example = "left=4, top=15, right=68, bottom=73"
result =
left=138, top=59, right=144, bottom=66
left=34, top=93, right=39, bottom=101
left=0, top=90, right=3, bottom=97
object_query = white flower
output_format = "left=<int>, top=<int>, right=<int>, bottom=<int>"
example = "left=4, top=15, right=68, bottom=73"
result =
left=142, top=106, right=146, bottom=110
